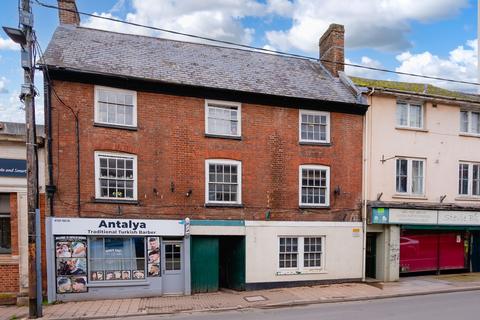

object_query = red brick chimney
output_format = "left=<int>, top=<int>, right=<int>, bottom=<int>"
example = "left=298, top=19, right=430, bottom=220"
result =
left=319, top=24, right=345, bottom=77
left=58, top=0, right=80, bottom=25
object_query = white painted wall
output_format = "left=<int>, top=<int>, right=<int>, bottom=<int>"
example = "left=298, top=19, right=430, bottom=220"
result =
left=245, top=221, right=363, bottom=283
left=366, top=95, right=480, bottom=204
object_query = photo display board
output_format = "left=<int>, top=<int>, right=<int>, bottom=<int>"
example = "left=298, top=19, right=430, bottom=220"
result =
left=147, top=236, right=161, bottom=277
left=55, top=236, right=88, bottom=294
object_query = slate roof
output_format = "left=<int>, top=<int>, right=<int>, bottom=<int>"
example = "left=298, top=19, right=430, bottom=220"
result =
left=42, top=25, right=360, bottom=105
left=351, top=77, right=480, bottom=104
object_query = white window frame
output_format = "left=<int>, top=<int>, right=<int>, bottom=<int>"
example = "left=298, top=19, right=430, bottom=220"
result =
left=458, top=162, right=480, bottom=197
left=299, top=110, right=331, bottom=143
left=205, top=159, right=242, bottom=205
left=395, top=157, right=425, bottom=196
left=396, top=101, right=424, bottom=129
left=94, top=85, right=137, bottom=127
left=299, top=165, right=330, bottom=207
left=460, top=110, right=480, bottom=136
left=94, top=151, right=138, bottom=201
left=205, top=100, right=242, bottom=137
left=277, top=236, right=326, bottom=273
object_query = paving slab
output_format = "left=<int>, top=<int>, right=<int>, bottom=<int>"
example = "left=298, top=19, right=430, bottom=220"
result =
left=1, top=273, right=480, bottom=320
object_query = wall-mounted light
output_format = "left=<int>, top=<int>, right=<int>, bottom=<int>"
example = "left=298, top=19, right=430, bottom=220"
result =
left=334, top=186, right=341, bottom=196
left=186, top=189, right=192, bottom=197
left=170, top=182, right=175, bottom=193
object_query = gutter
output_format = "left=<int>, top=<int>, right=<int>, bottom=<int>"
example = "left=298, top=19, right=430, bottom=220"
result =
left=366, top=87, right=480, bottom=106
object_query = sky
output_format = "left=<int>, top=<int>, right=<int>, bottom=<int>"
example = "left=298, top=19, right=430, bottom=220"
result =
left=0, top=0, right=477, bottom=124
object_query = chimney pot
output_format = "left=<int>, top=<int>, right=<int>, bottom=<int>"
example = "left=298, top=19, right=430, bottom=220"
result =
left=319, top=23, right=345, bottom=77
left=57, top=0, right=80, bottom=25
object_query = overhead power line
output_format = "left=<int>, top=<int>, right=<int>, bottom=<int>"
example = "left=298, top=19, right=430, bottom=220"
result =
left=34, top=0, right=479, bottom=87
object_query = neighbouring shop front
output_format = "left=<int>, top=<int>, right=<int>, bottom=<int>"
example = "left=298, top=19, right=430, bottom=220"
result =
left=46, top=217, right=190, bottom=302
left=368, top=207, right=480, bottom=281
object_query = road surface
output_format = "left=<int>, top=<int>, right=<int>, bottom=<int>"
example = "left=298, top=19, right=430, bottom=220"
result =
left=114, top=291, right=480, bottom=320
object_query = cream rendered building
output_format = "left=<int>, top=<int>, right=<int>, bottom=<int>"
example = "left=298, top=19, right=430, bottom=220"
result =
left=0, top=122, right=45, bottom=304
left=352, top=78, right=480, bottom=281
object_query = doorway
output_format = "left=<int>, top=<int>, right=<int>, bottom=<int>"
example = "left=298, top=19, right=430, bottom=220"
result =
left=162, top=240, right=184, bottom=294
left=190, top=236, right=245, bottom=293
left=365, top=233, right=377, bottom=279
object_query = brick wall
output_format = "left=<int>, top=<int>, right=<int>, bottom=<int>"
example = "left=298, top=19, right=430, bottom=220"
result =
left=50, top=80, right=363, bottom=222
left=0, top=193, right=20, bottom=294
left=0, top=264, right=19, bottom=293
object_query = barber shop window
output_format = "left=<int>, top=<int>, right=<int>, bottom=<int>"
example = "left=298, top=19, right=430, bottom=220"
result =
left=89, top=237, right=146, bottom=281
left=0, top=194, right=11, bottom=254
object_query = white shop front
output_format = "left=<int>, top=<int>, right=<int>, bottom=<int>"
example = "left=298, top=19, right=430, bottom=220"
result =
left=46, top=217, right=190, bottom=302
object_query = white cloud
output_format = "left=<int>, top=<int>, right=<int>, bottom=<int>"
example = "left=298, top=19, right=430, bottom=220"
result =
left=0, top=37, right=19, bottom=51
left=345, top=56, right=387, bottom=79
left=0, top=76, right=8, bottom=93
left=266, top=0, right=294, bottom=16
left=82, top=0, right=266, bottom=45
left=265, top=0, right=468, bottom=54
left=395, top=39, right=478, bottom=92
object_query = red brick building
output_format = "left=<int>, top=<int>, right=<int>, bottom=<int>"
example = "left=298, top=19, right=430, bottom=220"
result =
left=41, top=0, right=368, bottom=302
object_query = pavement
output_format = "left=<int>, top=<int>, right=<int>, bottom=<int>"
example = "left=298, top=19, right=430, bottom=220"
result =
left=2, top=273, right=480, bottom=320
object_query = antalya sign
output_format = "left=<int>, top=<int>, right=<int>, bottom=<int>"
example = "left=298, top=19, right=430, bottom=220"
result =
left=0, top=158, right=27, bottom=177
left=51, top=217, right=185, bottom=236
left=372, top=208, right=480, bottom=226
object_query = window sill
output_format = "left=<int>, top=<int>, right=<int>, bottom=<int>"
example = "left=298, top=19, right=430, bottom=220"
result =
left=276, top=269, right=327, bottom=276
left=205, top=203, right=244, bottom=208
left=205, top=133, right=242, bottom=140
left=94, top=122, right=138, bottom=131
left=299, top=205, right=330, bottom=209
left=0, top=255, right=18, bottom=265
left=92, top=198, right=139, bottom=205
left=299, top=141, right=331, bottom=146
left=87, top=280, right=149, bottom=288
left=459, top=133, right=480, bottom=139
left=455, top=196, right=480, bottom=202
left=395, top=126, right=428, bottom=133
left=392, top=194, right=427, bottom=200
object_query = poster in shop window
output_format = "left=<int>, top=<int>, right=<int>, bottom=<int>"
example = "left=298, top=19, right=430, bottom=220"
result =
left=147, top=237, right=160, bottom=277
left=55, top=236, right=88, bottom=294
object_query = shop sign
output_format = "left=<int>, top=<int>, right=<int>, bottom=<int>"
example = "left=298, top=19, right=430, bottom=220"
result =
left=372, top=208, right=480, bottom=226
left=0, top=158, right=27, bottom=177
left=389, top=209, right=437, bottom=225
left=438, top=211, right=480, bottom=226
left=52, top=217, right=185, bottom=236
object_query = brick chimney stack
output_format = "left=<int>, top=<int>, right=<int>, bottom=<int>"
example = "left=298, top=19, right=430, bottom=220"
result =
left=319, top=24, right=345, bottom=77
left=58, top=0, right=80, bottom=25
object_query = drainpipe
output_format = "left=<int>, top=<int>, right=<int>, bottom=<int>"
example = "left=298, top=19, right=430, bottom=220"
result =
left=43, top=69, right=55, bottom=216
left=361, top=87, right=374, bottom=281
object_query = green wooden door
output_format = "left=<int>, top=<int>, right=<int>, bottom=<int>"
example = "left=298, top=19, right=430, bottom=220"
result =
left=190, top=236, right=219, bottom=293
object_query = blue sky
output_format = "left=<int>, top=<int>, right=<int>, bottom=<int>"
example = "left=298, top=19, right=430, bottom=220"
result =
left=0, top=0, right=477, bottom=123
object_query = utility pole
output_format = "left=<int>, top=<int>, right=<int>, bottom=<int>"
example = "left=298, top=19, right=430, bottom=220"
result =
left=21, top=0, right=41, bottom=318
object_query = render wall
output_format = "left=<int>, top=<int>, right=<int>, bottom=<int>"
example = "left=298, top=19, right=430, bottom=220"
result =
left=366, top=94, right=480, bottom=205
left=245, top=221, right=363, bottom=284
